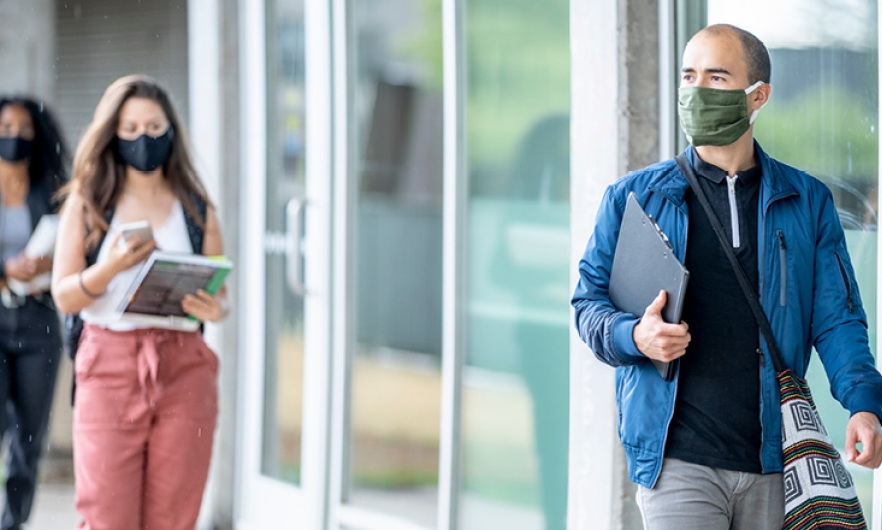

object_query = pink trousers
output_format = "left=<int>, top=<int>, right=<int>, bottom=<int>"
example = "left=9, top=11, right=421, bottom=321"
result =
left=73, top=324, right=218, bottom=530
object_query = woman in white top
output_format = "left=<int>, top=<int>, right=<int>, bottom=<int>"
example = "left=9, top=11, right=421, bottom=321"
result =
left=51, top=74, right=229, bottom=530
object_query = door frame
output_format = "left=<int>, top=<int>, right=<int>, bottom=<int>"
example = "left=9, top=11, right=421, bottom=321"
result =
left=235, top=0, right=334, bottom=528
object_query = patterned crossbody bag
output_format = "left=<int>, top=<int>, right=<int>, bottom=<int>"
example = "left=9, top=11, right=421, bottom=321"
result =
left=675, top=153, right=866, bottom=530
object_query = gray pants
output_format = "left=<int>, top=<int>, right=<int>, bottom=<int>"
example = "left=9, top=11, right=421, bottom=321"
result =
left=636, top=458, right=784, bottom=530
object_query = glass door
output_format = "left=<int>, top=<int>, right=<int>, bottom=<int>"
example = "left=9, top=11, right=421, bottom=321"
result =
left=261, top=0, right=307, bottom=489
left=237, top=0, right=333, bottom=527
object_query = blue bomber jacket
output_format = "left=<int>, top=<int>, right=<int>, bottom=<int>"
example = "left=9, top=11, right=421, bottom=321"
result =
left=571, top=143, right=882, bottom=488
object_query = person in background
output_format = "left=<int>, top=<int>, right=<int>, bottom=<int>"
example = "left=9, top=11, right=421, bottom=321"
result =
left=0, top=96, right=67, bottom=530
left=51, top=75, right=229, bottom=530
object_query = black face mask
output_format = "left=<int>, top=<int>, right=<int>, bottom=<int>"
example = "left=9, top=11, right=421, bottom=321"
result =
left=0, top=137, right=33, bottom=163
left=116, top=127, right=174, bottom=173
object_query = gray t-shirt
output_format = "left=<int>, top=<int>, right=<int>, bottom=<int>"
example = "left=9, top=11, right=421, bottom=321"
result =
left=1, top=205, right=32, bottom=263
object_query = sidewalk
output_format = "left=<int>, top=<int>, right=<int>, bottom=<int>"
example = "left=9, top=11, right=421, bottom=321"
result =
left=29, top=483, right=78, bottom=530
left=26, top=451, right=78, bottom=530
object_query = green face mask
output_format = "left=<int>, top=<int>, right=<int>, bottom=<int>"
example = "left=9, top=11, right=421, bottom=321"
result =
left=678, top=81, right=764, bottom=146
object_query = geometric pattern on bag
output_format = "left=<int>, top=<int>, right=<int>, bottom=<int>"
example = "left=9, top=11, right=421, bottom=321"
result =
left=779, top=370, right=867, bottom=530
left=789, top=400, right=823, bottom=434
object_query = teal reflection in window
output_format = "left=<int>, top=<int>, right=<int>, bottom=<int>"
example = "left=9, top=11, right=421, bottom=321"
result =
left=462, top=0, right=570, bottom=528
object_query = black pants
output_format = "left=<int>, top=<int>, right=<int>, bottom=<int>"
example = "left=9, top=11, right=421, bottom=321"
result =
left=0, top=298, right=62, bottom=530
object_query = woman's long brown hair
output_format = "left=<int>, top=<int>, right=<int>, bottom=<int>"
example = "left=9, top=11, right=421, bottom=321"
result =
left=62, top=74, right=212, bottom=251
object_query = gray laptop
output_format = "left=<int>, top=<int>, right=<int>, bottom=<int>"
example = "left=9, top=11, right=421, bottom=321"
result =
left=608, top=192, right=689, bottom=381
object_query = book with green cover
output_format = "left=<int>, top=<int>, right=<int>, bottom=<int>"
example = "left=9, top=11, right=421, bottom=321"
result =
left=117, top=250, right=233, bottom=324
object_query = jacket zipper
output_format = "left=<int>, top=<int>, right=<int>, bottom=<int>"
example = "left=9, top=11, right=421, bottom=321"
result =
left=727, top=176, right=740, bottom=248
left=757, top=191, right=797, bottom=474
left=777, top=230, right=787, bottom=306
left=835, top=252, right=854, bottom=313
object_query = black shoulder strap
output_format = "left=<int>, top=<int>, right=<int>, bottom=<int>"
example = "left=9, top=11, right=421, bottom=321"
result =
left=674, top=152, right=786, bottom=373
left=184, top=193, right=207, bottom=254
left=26, top=181, right=51, bottom=230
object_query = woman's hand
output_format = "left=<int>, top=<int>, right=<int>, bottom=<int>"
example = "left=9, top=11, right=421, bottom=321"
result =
left=181, top=289, right=228, bottom=323
left=3, top=254, right=41, bottom=282
left=105, top=232, right=155, bottom=274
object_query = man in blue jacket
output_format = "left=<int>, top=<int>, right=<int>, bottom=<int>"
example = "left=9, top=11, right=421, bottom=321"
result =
left=572, top=23, right=882, bottom=529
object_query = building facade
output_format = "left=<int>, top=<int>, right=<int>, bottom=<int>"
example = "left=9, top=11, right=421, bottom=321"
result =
left=0, top=0, right=878, bottom=529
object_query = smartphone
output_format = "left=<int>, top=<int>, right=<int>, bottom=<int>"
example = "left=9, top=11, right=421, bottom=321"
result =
left=117, top=220, right=154, bottom=249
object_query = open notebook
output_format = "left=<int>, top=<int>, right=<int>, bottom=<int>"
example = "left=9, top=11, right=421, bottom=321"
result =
left=116, top=251, right=233, bottom=329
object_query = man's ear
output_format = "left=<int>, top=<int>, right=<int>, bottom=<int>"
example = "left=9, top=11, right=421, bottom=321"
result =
left=753, top=83, right=771, bottom=108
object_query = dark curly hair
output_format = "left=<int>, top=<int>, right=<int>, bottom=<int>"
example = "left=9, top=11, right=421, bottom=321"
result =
left=0, top=96, right=69, bottom=192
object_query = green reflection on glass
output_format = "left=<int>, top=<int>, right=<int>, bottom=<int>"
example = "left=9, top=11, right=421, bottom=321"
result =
left=463, top=0, right=570, bottom=528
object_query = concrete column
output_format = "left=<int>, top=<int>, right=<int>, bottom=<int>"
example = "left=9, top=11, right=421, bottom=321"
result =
left=187, top=0, right=240, bottom=528
left=209, top=0, right=241, bottom=527
left=568, top=1, right=660, bottom=529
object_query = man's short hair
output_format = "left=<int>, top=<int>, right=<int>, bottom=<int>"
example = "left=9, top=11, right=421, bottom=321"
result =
left=702, top=24, right=771, bottom=84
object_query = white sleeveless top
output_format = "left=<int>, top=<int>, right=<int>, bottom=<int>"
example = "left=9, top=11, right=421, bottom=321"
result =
left=80, top=200, right=198, bottom=331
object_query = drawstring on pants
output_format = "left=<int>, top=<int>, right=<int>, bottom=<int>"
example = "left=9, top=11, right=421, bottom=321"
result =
left=136, top=330, right=173, bottom=408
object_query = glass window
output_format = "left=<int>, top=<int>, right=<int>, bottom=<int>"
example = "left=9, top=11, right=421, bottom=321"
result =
left=262, top=0, right=307, bottom=485
left=348, top=0, right=443, bottom=526
left=461, top=1, right=570, bottom=529
left=705, top=1, right=878, bottom=519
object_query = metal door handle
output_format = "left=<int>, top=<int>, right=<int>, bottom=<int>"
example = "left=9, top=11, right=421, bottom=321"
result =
left=286, top=198, right=307, bottom=296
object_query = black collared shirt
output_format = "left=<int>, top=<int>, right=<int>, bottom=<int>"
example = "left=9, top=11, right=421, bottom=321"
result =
left=664, top=154, right=764, bottom=473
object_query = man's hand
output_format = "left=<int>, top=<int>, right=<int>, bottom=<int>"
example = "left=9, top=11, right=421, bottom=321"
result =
left=846, top=411, right=882, bottom=468
left=633, top=290, right=691, bottom=362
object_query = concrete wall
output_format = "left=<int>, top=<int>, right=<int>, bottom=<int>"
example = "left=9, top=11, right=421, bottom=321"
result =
left=568, top=1, right=660, bottom=529
left=0, top=0, right=57, bottom=100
